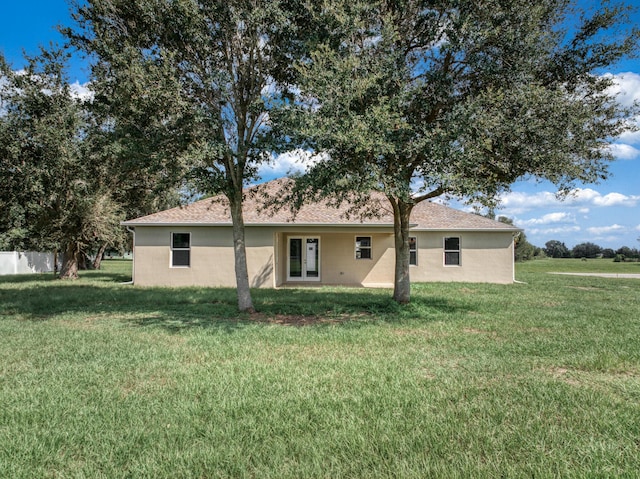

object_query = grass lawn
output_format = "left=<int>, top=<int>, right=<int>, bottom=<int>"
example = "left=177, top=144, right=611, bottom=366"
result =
left=1, top=259, right=639, bottom=478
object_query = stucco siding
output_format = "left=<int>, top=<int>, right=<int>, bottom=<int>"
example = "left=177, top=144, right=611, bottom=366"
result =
left=133, top=226, right=275, bottom=287
left=131, top=226, right=515, bottom=288
left=410, top=231, right=515, bottom=284
left=275, top=232, right=395, bottom=287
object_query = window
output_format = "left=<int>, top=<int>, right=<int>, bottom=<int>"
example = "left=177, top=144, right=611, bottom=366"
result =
left=444, top=237, right=460, bottom=266
left=355, top=236, right=372, bottom=259
left=409, top=236, right=417, bottom=266
left=171, top=232, right=191, bottom=267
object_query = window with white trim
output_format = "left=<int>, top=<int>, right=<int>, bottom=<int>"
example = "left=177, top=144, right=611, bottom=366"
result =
left=355, top=236, right=372, bottom=259
left=409, top=236, right=418, bottom=266
left=171, top=232, right=191, bottom=267
left=444, top=237, right=460, bottom=266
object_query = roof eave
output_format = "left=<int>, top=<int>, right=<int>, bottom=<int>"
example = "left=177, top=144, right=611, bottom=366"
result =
left=121, top=221, right=400, bottom=228
left=411, top=227, right=523, bottom=232
left=121, top=221, right=519, bottom=232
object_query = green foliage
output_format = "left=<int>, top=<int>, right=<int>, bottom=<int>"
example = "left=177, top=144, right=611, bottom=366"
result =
left=545, top=240, right=571, bottom=258
left=571, top=242, right=603, bottom=258
left=67, top=0, right=316, bottom=310
left=616, top=246, right=640, bottom=259
left=70, top=0, right=310, bottom=198
left=277, top=0, right=639, bottom=302
left=1, top=260, right=640, bottom=477
left=498, top=216, right=537, bottom=262
left=0, top=48, right=124, bottom=276
left=65, top=3, right=195, bottom=222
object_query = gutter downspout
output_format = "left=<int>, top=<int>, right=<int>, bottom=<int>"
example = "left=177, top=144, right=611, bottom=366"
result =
left=512, top=232, right=527, bottom=284
left=512, top=233, right=517, bottom=283
left=126, top=226, right=135, bottom=284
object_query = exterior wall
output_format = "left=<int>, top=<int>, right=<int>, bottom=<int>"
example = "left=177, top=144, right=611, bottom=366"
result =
left=409, top=231, right=515, bottom=284
left=131, top=226, right=515, bottom=288
left=275, top=230, right=395, bottom=287
left=133, top=226, right=274, bottom=288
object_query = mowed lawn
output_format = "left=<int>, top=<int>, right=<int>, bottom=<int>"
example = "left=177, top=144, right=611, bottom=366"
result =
left=1, top=259, right=639, bottom=478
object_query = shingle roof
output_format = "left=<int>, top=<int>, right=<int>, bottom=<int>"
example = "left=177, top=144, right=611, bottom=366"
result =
left=122, top=178, right=520, bottom=232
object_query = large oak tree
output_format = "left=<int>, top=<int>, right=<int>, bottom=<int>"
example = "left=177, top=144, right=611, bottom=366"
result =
left=69, top=0, right=313, bottom=311
left=0, top=49, right=123, bottom=278
left=279, top=0, right=639, bottom=303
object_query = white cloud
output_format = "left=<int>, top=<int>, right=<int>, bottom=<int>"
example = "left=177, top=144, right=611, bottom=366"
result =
left=527, top=226, right=581, bottom=235
left=258, top=149, right=325, bottom=178
left=636, top=224, right=640, bottom=232
left=605, top=72, right=640, bottom=109
left=567, top=188, right=601, bottom=203
left=604, top=72, right=640, bottom=151
left=499, top=188, right=640, bottom=214
left=69, top=81, right=93, bottom=102
left=519, top=212, right=576, bottom=227
left=618, top=130, right=640, bottom=145
left=498, top=191, right=559, bottom=213
left=591, top=192, right=640, bottom=207
left=587, top=224, right=625, bottom=235
left=607, top=143, right=640, bottom=160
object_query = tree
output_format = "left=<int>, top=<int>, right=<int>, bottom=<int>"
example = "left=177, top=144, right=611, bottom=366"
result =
left=497, top=217, right=536, bottom=262
left=69, top=0, right=313, bottom=312
left=544, top=240, right=571, bottom=258
left=0, top=49, right=123, bottom=278
left=65, top=6, right=198, bottom=270
left=615, top=246, right=639, bottom=260
left=278, top=0, right=639, bottom=303
left=571, top=242, right=602, bottom=258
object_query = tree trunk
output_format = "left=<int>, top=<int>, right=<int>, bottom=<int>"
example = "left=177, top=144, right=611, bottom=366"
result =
left=92, top=242, right=108, bottom=270
left=391, top=198, right=413, bottom=304
left=229, top=193, right=256, bottom=313
left=53, top=247, right=58, bottom=278
left=78, top=251, right=90, bottom=270
left=59, top=242, right=80, bottom=280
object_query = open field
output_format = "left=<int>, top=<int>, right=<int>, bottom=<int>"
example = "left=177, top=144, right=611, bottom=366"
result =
left=1, top=259, right=639, bottom=477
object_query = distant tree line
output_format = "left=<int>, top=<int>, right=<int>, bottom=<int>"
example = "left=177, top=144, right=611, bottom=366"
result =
left=542, top=240, right=640, bottom=261
left=492, top=218, right=640, bottom=263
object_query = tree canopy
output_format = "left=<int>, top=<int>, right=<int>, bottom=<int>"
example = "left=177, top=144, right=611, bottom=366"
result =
left=0, top=49, right=124, bottom=278
left=68, top=0, right=317, bottom=311
left=278, top=0, right=639, bottom=302
left=544, top=240, right=571, bottom=259
left=571, top=242, right=603, bottom=259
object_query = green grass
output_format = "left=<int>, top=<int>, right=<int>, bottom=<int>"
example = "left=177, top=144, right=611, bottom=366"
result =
left=1, top=259, right=639, bottom=478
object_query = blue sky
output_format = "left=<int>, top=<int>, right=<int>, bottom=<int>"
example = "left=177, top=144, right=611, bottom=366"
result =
left=2, top=0, right=639, bottom=250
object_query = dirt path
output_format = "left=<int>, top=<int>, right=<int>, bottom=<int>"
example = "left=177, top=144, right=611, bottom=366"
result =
left=549, top=272, right=640, bottom=278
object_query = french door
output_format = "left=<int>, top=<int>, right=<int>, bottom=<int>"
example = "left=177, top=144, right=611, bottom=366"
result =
left=287, top=237, right=320, bottom=281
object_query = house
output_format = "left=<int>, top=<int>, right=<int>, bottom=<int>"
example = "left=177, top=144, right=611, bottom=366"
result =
left=122, top=179, right=521, bottom=288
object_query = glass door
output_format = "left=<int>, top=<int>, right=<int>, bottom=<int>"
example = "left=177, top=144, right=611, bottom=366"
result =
left=287, top=237, right=320, bottom=281
left=305, top=238, right=319, bottom=278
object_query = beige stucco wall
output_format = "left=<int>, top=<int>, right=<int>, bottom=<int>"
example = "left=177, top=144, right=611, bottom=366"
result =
left=409, top=231, right=515, bottom=284
left=275, top=231, right=396, bottom=287
left=131, top=226, right=515, bottom=287
left=133, top=226, right=274, bottom=288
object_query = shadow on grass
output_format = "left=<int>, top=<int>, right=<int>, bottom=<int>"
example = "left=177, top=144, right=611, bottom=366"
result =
left=82, top=271, right=133, bottom=283
left=0, top=274, right=472, bottom=332
left=0, top=273, right=58, bottom=284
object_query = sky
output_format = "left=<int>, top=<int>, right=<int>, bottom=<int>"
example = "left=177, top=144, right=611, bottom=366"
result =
left=1, top=1, right=639, bottom=250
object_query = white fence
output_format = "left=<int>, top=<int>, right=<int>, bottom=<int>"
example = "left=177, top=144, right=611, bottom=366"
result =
left=0, top=252, right=56, bottom=276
